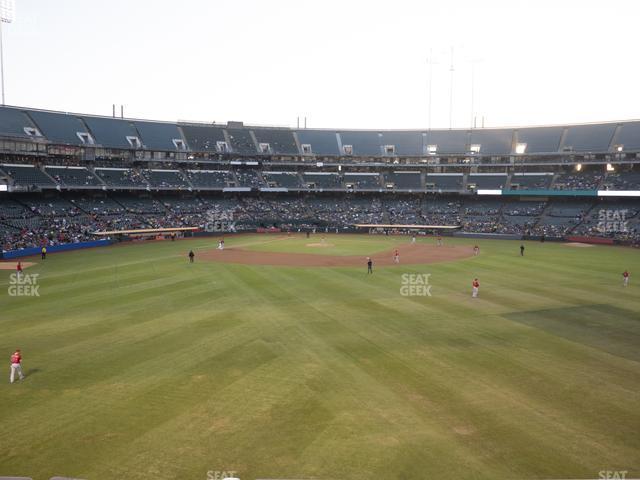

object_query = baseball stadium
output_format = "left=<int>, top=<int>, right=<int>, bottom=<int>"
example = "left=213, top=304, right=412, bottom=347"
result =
left=1, top=1, right=640, bottom=480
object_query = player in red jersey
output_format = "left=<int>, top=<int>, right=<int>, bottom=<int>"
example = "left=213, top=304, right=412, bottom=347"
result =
left=10, top=349, right=24, bottom=384
left=472, top=278, right=480, bottom=298
left=16, top=261, right=23, bottom=278
left=393, top=249, right=399, bottom=264
left=623, top=270, right=630, bottom=287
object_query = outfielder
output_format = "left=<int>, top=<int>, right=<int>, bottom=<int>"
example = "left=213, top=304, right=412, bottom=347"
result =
left=472, top=278, right=480, bottom=298
left=10, top=349, right=24, bottom=384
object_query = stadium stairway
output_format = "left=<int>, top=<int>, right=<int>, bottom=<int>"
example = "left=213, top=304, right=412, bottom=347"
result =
left=41, top=166, right=59, bottom=188
left=504, top=173, right=513, bottom=191
left=85, top=165, right=108, bottom=188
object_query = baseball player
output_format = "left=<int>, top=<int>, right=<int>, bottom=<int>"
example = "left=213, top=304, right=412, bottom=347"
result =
left=472, top=278, right=480, bottom=298
left=16, top=261, right=23, bottom=278
left=623, top=270, right=630, bottom=287
left=367, top=257, right=373, bottom=274
left=188, top=250, right=195, bottom=263
left=9, top=349, right=24, bottom=384
left=473, top=245, right=479, bottom=256
left=393, top=249, right=399, bottom=264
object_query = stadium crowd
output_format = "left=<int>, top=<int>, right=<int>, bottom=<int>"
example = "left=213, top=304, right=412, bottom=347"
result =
left=1, top=194, right=639, bottom=252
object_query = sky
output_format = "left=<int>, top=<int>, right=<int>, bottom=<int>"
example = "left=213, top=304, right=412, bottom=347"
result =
left=3, top=0, right=640, bottom=129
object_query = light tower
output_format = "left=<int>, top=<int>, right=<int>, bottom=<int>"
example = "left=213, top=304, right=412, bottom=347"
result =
left=0, top=0, right=14, bottom=105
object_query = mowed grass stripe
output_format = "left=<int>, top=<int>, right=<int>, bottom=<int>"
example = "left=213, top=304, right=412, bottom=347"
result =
left=0, top=235, right=639, bottom=480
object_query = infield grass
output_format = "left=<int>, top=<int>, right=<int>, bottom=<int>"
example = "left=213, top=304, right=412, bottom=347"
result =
left=0, top=234, right=639, bottom=480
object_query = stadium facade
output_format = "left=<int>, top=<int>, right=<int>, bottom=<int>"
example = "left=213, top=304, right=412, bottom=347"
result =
left=0, top=105, right=639, bottom=257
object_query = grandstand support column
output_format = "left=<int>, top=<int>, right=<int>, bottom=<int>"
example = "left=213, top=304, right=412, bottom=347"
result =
left=449, top=46, right=455, bottom=129
left=292, top=131, right=303, bottom=156
left=248, top=130, right=260, bottom=154
left=222, top=129, right=233, bottom=153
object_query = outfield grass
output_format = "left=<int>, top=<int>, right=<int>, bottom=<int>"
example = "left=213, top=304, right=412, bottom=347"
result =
left=0, top=234, right=639, bottom=480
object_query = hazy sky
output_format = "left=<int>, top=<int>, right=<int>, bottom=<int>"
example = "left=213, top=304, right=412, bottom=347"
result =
left=4, top=0, right=640, bottom=129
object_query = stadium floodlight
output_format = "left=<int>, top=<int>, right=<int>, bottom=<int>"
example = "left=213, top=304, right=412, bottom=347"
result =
left=515, top=143, right=527, bottom=154
left=576, top=163, right=582, bottom=172
left=0, top=0, right=14, bottom=105
left=606, top=163, right=615, bottom=172
left=0, top=0, right=14, bottom=22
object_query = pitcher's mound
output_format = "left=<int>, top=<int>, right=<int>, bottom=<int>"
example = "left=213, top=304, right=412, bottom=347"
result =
left=564, top=242, right=594, bottom=248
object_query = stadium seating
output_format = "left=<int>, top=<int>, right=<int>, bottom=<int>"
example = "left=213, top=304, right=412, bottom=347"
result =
left=295, top=130, right=340, bottom=155
left=563, top=124, right=616, bottom=152
left=339, top=131, right=382, bottom=156
left=510, top=173, right=553, bottom=190
left=132, top=121, right=185, bottom=151
left=145, top=170, right=190, bottom=189
left=302, top=173, right=343, bottom=189
left=467, top=174, right=508, bottom=190
left=425, top=174, right=463, bottom=192
left=179, top=124, right=227, bottom=152
left=185, top=170, right=232, bottom=189
left=26, top=110, right=91, bottom=145
left=2, top=106, right=640, bottom=252
left=0, top=106, right=41, bottom=139
left=516, top=126, right=563, bottom=153
left=45, top=166, right=102, bottom=188
left=227, top=128, right=257, bottom=154
left=343, top=173, right=382, bottom=190
left=603, top=172, right=640, bottom=190
left=262, top=172, right=302, bottom=189
left=423, top=130, right=467, bottom=154
left=2, top=164, right=57, bottom=188
left=553, top=172, right=603, bottom=190
left=385, top=198, right=422, bottom=224
left=469, top=129, right=513, bottom=155
left=378, top=131, right=424, bottom=156
left=385, top=171, right=422, bottom=190
left=253, top=128, right=299, bottom=155
left=81, top=116, right=141, bottom=149
left=234, top=169, right=264, bottom=188
left=94, top=168, right=149, bottom=188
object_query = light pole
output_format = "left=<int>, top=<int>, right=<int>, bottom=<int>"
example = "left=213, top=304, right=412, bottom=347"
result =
left=448, top=46, right=454, bottom=130
left=0, top=0, right=15, bottom=106
left=427, top=49, right=434, bottom=131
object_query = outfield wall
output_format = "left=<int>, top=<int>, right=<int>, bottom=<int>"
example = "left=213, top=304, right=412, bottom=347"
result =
left=1, top=239, right=113, bottom=259
left=452, top=232, right=523, bottom=240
